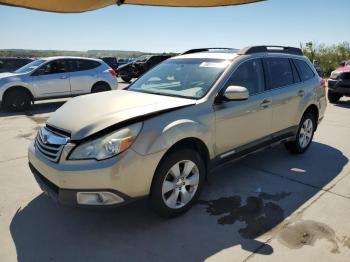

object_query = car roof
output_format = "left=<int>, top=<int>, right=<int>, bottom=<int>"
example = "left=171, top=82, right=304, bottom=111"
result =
left=172, top=50, right=239, bottom=60
left=42, top=56, right=102, bottom=62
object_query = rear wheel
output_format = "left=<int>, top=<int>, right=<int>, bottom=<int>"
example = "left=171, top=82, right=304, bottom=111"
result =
left=91, top=82, right=110, bottom=93
left=3, top=88, right=31, bottom=112
left=121, top=76, right=132, bottom=83
left=328, top=90, right=341, bottom=103
left=285, top=112, right=316, bottom=154
left=150, top=149, right=205, bottom=218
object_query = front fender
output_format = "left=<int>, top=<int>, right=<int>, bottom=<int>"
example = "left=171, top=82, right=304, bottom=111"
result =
left=0, top=79, right=33, bottom=101
left=131, top=115, right=215, bottom=159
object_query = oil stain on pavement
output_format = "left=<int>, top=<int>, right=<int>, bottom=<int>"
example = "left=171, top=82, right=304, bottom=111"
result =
left=277, top=220, right=340, bottom=254
left=199, top=192, right=290, bottom=239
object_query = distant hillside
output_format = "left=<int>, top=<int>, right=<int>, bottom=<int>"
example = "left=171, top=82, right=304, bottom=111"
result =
left=0, top=49, right=163, bottom=58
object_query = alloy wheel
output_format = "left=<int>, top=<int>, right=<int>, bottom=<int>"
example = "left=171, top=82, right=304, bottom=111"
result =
left=161, top=160, right=199, bottom=209
left=299, top=118, right=313, bottom=148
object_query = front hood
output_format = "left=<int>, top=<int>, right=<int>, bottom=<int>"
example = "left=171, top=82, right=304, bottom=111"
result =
left=0, top=72, right=27, bottom=82
left=0, top=72, right=16, bottom=79
left=334, top=66, right=350, bottom=73
left=47, top=90, right=196, bottom=140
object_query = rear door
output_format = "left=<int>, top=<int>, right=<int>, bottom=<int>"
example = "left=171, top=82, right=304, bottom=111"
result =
left=264, top=57, right=304, bottom=134
left=31, top=59, right=71, bottom=98
left=214, top=58, right=273, bottom=156
left=68, top=59, right=101, bottom=95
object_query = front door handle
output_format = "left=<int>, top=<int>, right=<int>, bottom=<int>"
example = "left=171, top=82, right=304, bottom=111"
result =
left=298, top=90, right=305, bottom=97
left=260, top=99, right=272, bottom=108
left=60, top=75, right=68, bottom=79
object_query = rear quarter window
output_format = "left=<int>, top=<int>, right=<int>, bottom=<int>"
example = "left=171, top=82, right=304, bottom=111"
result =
left=72, top=59, right=101, bottom=72
left=293, top=59, right=315, bottom=81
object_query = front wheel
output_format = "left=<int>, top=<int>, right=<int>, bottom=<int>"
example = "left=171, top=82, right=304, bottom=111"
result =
left=285, top=112, right=316, bottom=154
left=150, top=149, right=205, bottom=218
left=3, top=89, right=31, bottom=112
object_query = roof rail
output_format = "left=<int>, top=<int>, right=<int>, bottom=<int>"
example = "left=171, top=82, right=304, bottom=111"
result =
left=181, top=48, right=236, bottom=55
left=238, top=46, right=303, bottom=56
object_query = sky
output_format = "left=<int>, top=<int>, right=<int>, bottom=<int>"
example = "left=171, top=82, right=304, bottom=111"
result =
left=0, top=0, right=349, bottom=53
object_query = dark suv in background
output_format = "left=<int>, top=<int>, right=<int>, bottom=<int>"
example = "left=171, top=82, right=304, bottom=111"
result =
left=117, top=54, right=171, bottom=82
left=328, top=60, right=350, bottom=103
left=0, top=57, right=34, bottom=73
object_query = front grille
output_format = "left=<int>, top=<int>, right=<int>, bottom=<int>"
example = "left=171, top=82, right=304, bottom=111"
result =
left=34, top=127, right=69, bottom=162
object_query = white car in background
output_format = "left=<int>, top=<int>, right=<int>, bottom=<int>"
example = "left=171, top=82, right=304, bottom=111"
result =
left=0, top=56, right=118, bottom=111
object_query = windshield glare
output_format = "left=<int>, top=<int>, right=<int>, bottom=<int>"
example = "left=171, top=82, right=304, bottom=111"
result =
left=128, top=58, right=230, bottom=99
left=134, top=55, right=151, bottom=62
left=15, top=59, right=46, bottom=74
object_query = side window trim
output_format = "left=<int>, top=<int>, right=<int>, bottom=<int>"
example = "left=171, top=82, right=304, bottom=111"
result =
left=289, top=58, right=301, bottom=84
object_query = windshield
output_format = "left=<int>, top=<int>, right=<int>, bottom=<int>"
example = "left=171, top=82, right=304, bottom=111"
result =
left=15, top=59, right=46, bottom=74
left=128, top=58, right=230, bottom=99
left=346, top=60, right=350, bottom=66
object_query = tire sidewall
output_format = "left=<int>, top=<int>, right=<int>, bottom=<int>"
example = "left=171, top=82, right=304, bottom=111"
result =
left=150, top=149, right=205, bottom=217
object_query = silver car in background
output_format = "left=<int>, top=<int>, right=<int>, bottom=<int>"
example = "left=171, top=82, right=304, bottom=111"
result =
left=0, top=56, right=118, bottom=111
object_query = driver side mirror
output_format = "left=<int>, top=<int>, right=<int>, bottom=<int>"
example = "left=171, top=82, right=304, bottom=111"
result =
left=223, top=85, right=249, bottom=101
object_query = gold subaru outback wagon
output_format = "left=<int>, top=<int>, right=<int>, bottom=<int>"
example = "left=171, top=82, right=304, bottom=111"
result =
left=28, top=46, right=327, bottom=217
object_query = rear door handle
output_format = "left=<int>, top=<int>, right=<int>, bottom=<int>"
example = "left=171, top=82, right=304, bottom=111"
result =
left=298, top=90, right=305, bottom=97
left=260, top=99, right=272, bottom=108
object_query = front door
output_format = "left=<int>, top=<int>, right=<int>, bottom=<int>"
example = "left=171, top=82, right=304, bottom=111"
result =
left=215, top=58, right=273, bottom=157
left=31, top=59, right=71, bottom=98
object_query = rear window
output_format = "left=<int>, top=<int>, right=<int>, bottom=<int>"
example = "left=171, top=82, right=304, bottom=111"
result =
left=293, top=59, right=315, bottom=81
left=265, top=58, right=294, bottom=89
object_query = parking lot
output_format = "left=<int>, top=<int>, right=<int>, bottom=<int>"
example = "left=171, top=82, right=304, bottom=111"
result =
left=0, top=80, right=350, bottom=262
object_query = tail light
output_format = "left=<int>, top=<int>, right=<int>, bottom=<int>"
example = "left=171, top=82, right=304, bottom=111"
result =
left=108, top=69, right=117, bottom=77
left=320, top=79, right=326, bottom=88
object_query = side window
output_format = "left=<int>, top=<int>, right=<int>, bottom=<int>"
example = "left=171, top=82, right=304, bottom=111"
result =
left=293, top=59, right=315, bottom=81
left=37, top=60, right=67, bottom=75
left=265, top=58, right=294, bottom=89
left=225, top=59, right=265, bottom=95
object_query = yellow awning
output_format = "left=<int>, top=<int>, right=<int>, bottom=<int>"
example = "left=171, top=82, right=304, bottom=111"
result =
left=0, top=0, right=263, bottom=13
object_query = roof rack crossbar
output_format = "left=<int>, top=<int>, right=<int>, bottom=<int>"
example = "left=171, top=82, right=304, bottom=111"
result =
left=238, top=45, right=303, bottom=56
left=182, top=48, right=236, bottom=55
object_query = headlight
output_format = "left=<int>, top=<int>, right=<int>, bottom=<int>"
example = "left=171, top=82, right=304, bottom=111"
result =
left=69, top=123, right=142, bottom=160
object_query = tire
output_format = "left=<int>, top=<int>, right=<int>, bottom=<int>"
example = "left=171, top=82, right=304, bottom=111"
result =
left=328, top=90, right=341, bottom=104
left=150, top=149, right=205, bottom=218
left=91, top=82, right=111, bottom=93
left=3, top=88, right=31, bottom=112
left=285, top=112, right=316, bottom=154
left=121, top=76, right=132, bottom=83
